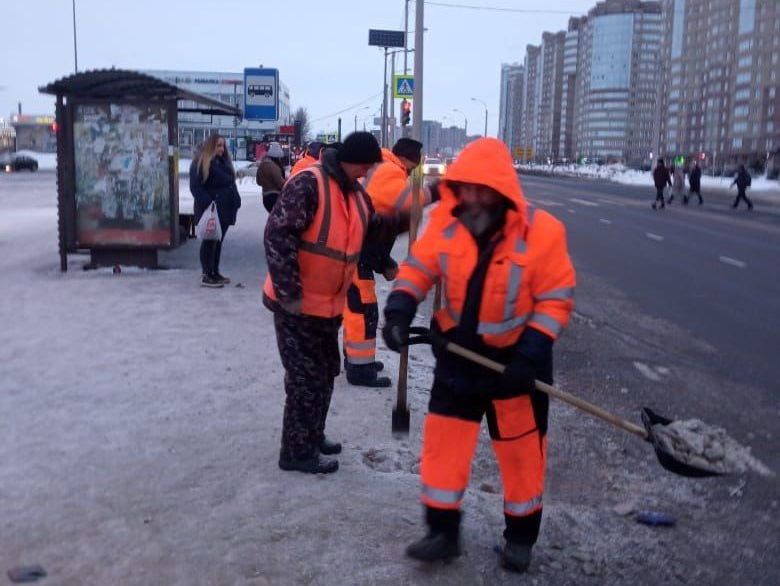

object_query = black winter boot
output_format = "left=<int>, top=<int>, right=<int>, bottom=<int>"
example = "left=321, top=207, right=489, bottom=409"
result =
left=319, top=437, right=342, bottom=455
left=346, top=364, right=391, bottom=388
left=406, top=507, right=462, bottom=562
left=500, top=541, right=533, bottom=573
left=406, top=531, right=461, bottom=562
left=278, top=454, right=339, bottom=474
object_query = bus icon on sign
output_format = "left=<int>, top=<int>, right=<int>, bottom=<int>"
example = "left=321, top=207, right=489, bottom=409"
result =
left=248, top=84, right=273, bottom=98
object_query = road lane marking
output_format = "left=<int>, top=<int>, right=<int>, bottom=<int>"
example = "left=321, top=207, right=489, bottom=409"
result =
left=599, top=218, right=612, bottom=224
left=570, top=198, right=599, bottom=207
left=568, top=208, right=576, bottom=214
left=645, top=232, right=664, bottom=242
left=719, top=256, right=746, bottom=269
left=597, top=198, right=627, bottom=207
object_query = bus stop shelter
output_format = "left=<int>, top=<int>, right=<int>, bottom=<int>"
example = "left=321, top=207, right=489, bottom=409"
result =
left=40, top=69, right=241, bottom=271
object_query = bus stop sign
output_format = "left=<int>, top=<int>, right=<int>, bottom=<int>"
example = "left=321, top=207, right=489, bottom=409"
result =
left=244, top=68, right=279, bottom=121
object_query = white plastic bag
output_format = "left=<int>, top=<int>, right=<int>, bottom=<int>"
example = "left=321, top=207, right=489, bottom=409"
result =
left=196, top=202, right=222, bottom=241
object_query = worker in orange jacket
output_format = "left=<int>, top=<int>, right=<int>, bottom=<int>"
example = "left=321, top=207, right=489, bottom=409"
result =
left=264, top=133, right=405, bottom=474
left=290, top=141, right=325, bottom=175
left=343, top=138, right=437, bottom=387
left=382, top=138, right=575, bottom=573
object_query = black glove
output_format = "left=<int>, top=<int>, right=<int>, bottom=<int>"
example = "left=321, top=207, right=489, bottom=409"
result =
left=382, top=311, right=412, bottom=352
left=497, top=354, right=536, bottom=398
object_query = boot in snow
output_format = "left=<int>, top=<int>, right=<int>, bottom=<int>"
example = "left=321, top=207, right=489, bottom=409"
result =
left=319, top=437, right=342, bottom=455
left=405, top=531, right=461, bottom=562
left=346, top=364, right=391, bottom=388
left=278, top=454, right=338, bottom=474
left=500, top=541, right=532, bottom=573
left=344, top=359, right=385, bottom=372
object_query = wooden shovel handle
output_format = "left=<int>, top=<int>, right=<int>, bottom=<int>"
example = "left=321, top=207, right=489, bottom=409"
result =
left=444, top=341, right=648, bottom=439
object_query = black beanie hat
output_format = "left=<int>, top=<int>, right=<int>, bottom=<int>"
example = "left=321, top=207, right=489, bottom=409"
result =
left=307, top=141, right=325, bottom=157
left=337, top=132, right=382, bottom=165
left=392, top=138, right=423, bottom=165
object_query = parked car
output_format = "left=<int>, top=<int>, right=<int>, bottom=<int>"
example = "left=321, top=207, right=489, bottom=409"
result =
left=1, top=153, right=39, bottom=173
left=422, top=157, right=446, bottom=176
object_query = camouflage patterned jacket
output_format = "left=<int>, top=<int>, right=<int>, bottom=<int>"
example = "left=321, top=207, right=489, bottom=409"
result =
left=263, top=149, right=405, bottom=315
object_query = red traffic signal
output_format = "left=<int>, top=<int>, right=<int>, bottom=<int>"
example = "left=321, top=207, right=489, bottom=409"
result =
left=401, top=99, right=412, bottom=126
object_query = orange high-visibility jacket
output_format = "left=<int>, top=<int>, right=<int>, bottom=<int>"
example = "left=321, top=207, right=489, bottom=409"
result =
left=263, top=165, right=371, bottom=318
left=361, top=149, right=432, bottom=214
left=290, top=153, right=318, bottom=176
left=393, top=138, right=575, bottom=347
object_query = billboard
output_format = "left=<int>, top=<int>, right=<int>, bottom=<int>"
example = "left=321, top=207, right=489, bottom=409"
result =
left=73, top=103, right=172, bottom=247
left=244, top=68, right=279, bottom=121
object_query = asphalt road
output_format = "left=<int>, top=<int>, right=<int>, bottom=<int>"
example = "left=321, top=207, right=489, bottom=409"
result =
left=519, top=173, right=780, bottom=398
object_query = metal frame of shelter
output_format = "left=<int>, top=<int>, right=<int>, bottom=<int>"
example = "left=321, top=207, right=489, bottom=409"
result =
left=40, top=69, right=241, bottom=271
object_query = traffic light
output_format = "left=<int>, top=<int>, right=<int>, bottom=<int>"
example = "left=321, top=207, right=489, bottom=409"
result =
left=401, top=99, right=411, bottom=126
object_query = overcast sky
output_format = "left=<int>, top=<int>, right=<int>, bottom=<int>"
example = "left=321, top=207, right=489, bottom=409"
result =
left=2, top=0, right=595, bottom=136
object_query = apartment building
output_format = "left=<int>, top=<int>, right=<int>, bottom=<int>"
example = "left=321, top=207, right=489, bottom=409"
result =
left=498, top=63, right=525, bottom=157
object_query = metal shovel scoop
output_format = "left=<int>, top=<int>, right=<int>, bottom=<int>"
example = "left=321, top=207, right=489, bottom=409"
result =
left=406, top=327, right=722, bottom=478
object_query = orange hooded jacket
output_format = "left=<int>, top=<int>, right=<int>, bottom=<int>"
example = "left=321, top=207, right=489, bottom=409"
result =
left=290, top=153, right=318, bottom=176
left=361, top=148, right=431, bottom=214
left=393, top=138, right=575, bottom=347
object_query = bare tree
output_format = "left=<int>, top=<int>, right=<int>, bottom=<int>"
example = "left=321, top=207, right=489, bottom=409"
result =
left=293, top=107, right=311, bottom=142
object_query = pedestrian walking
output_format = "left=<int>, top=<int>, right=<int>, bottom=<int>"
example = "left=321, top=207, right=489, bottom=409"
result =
left=263, top=132, right=406, bottom=474
left=652, top=158, right=672, bottom=210
left=731, top=165, right=754, bottom=210
left=685, top=160, right=703, bottom=205
left=382, top=138, right=575, bottom=574
left=190, top=134, right=241, bottom=288
left=290, top=141, right=325, bottom=175
left=256, top=142, right=286, bottom=212
left=343, top=138, right=439, bottom=388
left=668, top=163, right=685, bottom=205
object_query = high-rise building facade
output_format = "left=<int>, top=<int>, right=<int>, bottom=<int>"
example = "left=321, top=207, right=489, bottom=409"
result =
left=560, top=17, right=587, bottom=161
left=520, top=45, right=541, bottom=160
left=498, top=63, right=525, bottom=157
left=657, top=0, right=780, bottom=169
left=536, top=31, right=568, bottom=161
left=574, top=0, right=663, bottom=166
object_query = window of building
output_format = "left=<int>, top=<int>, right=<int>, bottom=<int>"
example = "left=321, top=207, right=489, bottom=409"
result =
left=738, top=55, right=752, bottom=69
left=736, top=72, right=751, bottom=85
left=738, top=0, right=756, bottom=35
left=733, top=105, right=749, bottom=117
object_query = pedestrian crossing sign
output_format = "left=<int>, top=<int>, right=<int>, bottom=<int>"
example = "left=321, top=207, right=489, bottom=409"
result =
left=393, top=75, right=414, bottom=98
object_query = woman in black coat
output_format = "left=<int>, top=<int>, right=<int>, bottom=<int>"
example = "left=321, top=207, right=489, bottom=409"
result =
left=190, top=135, right=241, bottom=287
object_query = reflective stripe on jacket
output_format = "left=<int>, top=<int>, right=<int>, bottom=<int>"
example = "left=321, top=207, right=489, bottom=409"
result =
left=263, top=164, right=371, bottom=318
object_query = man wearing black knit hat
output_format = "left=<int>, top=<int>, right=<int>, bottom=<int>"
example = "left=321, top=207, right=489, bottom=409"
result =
left=342, top=136, right=440, bottom=387
left=263, top=132, right=407, bottom=474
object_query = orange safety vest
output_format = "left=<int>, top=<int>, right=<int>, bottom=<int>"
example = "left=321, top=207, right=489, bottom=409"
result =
left=393, top=138, right=575, bottom=347
left=263, top=164, right=371, bottom=318
left=361, top=148, right=431, bottom=214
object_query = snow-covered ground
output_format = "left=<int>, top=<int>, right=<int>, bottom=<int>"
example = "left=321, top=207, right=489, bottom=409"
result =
left=517, top=163, right=780, bottom=194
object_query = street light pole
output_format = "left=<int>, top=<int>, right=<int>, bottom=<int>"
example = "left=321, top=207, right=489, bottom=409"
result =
left=72, top=0, right=78, bottom=72
left=471, top=97, right=488, bottom=136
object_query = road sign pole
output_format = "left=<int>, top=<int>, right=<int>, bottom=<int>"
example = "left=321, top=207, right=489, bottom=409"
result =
left=390, top=51, right=397, bottom=146
left=382, top=47, right=388, bottom=148
left=412, top=1, right=423, bottom=142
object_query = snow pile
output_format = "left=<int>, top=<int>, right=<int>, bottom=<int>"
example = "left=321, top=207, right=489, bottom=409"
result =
left=516, top=163, right=780, bottom=193
left=652, top=419, right=774, bottom=477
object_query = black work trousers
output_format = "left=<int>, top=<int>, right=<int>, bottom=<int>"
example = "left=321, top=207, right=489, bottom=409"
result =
left=273, top=310, right=341, bottom=461
left=732, top=190, right=753, bottom=209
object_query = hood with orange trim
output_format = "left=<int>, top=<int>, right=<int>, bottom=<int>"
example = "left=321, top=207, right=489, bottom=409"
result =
left=432, top=138, right=527, bottom=232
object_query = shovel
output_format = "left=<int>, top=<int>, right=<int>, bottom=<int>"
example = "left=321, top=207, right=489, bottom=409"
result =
left=405, top=327, right=722, bottom=478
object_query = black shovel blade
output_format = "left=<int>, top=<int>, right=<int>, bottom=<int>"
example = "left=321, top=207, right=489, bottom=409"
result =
left=392, top=406, right=410, bottom=436
left=641, top=408, right=723, bottom=478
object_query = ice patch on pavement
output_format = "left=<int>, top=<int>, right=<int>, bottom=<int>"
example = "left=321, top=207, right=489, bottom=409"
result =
left=633, top=361, right=664, bottom=381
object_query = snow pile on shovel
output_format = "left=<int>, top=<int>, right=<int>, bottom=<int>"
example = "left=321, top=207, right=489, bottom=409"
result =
left=652, top=419, right=774, bottom=477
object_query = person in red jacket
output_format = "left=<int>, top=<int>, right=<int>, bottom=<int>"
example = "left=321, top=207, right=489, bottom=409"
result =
left=382, top=138, right=575, bottom=573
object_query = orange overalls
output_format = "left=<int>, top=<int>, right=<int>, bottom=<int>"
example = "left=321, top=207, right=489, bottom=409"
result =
left=392, top=138, right=575, bottom=544
left=342, top=149, right=432, bottom=369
